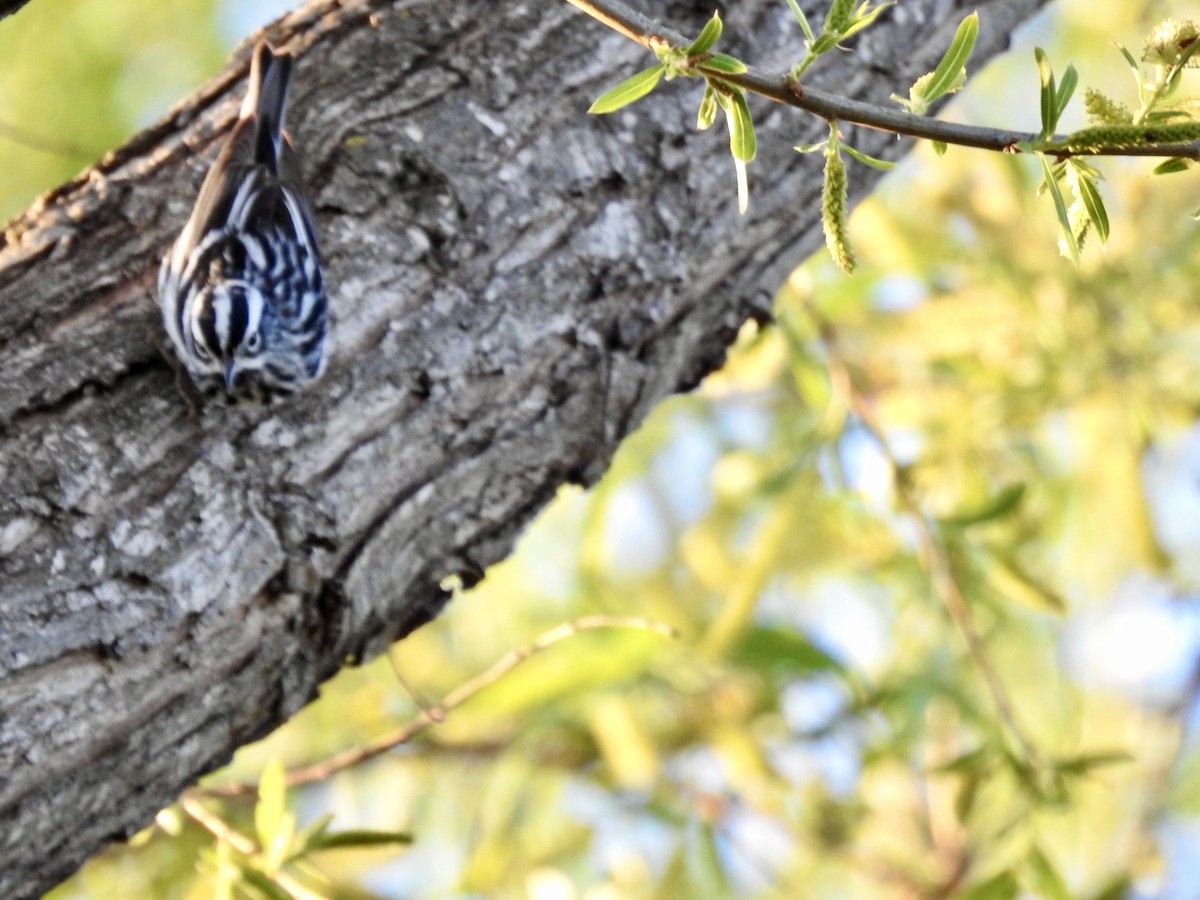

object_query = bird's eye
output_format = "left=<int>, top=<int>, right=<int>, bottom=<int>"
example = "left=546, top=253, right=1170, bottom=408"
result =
left=245, top=331, right=263, bottom=354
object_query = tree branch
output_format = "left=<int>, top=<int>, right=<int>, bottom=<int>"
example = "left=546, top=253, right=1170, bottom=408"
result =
left=567, top=0, right=1200, bottom=160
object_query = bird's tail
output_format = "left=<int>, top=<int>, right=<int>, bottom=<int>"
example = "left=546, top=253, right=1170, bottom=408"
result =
left=241, top=42, right=293, bottom=168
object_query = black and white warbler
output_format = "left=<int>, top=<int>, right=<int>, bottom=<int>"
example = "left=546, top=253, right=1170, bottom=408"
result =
left=159, top=41, right=327, bottom=403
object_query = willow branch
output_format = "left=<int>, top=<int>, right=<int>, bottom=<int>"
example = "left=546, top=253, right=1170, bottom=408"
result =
left=566, top=0, right=1200, bottom=161
left=814, top=314, right=1042, bottom=767
left=198, top=616, right=679, bottom=799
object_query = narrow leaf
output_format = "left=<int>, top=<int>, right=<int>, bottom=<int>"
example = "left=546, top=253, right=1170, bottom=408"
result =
left=1039, top=154, right=1079, bottom=264
left=686, top=12, right=723, bottom=55
left=255, top=760, right=287, bottom=857
left=588, top=64, right=667, bottom=114
left=841, top=143, right=897, bottom=170
left=700, top=52, right=748, bottom=74
left=1024, top=846, right=1071, bottom=900
left=697, top=84, right=717, bottom=130
left=726, top=90, right=756, bottom=162
left=291, top=813, right=335, bottom=860
left=961, top=870, right=1019, bottom=900
left=1113, top=41, right=1147, bottom=104
left=1055, top=750, right=1133, bottom=776
left=842, top=2, right=896, bottom=40
left=310, top=829, right=415, bottom=850
left=1153, top=157, right=1192, bottom=174
left=1035, top=47, right=1056, bottom=136
left=922, top=12, right=978, bottom=104
left=1074, top=170, right=1109, bottom=243
left=786, top=0, right=816, bottom=41
left=940, top=483, right=1026, bottom=527
left=1055, top=63, right=1078, bottom=126
left=794, top=140, right=828, bottom=154
left=237, top=866, right=293, bottom=900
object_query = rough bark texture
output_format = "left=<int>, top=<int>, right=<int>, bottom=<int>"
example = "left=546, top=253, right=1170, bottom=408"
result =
left=0, top=0, right=1048, bottom=894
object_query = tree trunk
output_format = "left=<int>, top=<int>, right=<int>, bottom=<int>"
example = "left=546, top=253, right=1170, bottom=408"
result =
left=0, top=0, right=1047, bottom=894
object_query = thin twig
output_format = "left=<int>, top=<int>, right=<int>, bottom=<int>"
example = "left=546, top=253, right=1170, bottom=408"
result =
left=179, top=795, right=321, bottom=899
left=199, top=616, right=679, bottom=798
left=0, top=120, right=94, bottom=160
left=565, top=0, right=1200, bottom=160
left=813, top=313, right=1041, bottom=767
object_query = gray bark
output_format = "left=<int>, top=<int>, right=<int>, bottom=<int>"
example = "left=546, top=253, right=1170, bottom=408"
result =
left=0, top=0, right=1048, bottom=894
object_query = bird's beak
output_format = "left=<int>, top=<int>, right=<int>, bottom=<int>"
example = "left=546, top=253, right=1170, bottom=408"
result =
left=224, top=363, right=237, bottom=392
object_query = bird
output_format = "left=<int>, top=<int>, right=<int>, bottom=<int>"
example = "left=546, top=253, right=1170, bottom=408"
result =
left=158, top=41, right=327, bottom=404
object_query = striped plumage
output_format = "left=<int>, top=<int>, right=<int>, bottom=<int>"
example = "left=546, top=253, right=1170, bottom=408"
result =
left=159, top=41, right=327, bottom=403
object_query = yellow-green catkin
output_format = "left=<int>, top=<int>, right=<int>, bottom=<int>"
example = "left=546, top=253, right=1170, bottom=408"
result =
left=1083, top=88, right=1132, bottom=125
left=822, top=147, right=855, bottom=275
left=1064, top=120, right=1200, bottom=149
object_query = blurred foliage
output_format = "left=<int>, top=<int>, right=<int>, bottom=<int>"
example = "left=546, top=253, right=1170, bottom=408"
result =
left=23, top=0, right=1200, bottom=897
left=0, top=0, right=226, bottom=222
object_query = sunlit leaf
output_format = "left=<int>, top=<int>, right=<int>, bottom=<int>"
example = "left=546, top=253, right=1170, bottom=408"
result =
left=940, top=483, right=1026, bottom=527
left=786, top=0, right=816, bottom=41
left=700, top=52, right=748, bottom=74
left=961, top=870, right=1020, bottom=900
left=920, top=12, right=978, bottom=106
left=310, top=829, right=415, bottom=850
left=1039, top=153, right=1079, bottom=264
left=588, top=64, right=667, bottom=114
left=255, top=759, right=287, bottom=864
left=728, top=625, right=846, bottom=676
left=1024, top=846, right=1071, bottom=900
left=685, top=12, right=723, bottom=55
left=1154, top=156, right=1193, bottom=174
left=841, top=142, right=897, bottom=170
left=1074, top=169, right=1109, bottom=243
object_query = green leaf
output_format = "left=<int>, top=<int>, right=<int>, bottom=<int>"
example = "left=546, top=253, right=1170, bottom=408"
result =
left=941, top=483, right=1026, bottom=527
left=255, top=760, right=287, bottom=860
left=1024, top=846, right=1070, bottom=900
left=685, top=820, right=731, bottom=895
left=1039, top=154, right=1079, bottom=264
left=921, top=12, right=978, bottom=105
left=927, top=746, right=993, bottom=776
left=1154, top=156, right=1193, bottom=174
left=700, top=53, right=748, bottom=74
left=1113, top=41, right=1147, bottom=104
left=728, top=625, right=846, bottom=676
left=1074, top=168, right=1109, bottom=243
left=1055, top=63, right=1078, bottom=127
left=1035, top=47, right=1056, bottom=136
left=932, top=140, right=948, bottom=156
left=290, top=813, right=335, bottom=861
left=237, top=866, right=293, bottom=900
left=725, top=90, right=756, bottom=162
left=786, top=0, right=816, bottom=41
left=697, top=84, right=718, bottom=130
left=1055, top=750, right=1134, bottom=777
left=309, top=829, right=415, bottom=851
left=842, top=2, right=896, bottom=41
left=841, top=143, right=897, bottom=170
left=794, top=140, right=829, bottom=154
left=961, top=870, right=1020, bottom=900
left=588, top=64, right=667, bottom=114
left=686, top=12, right=723, bottom=55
